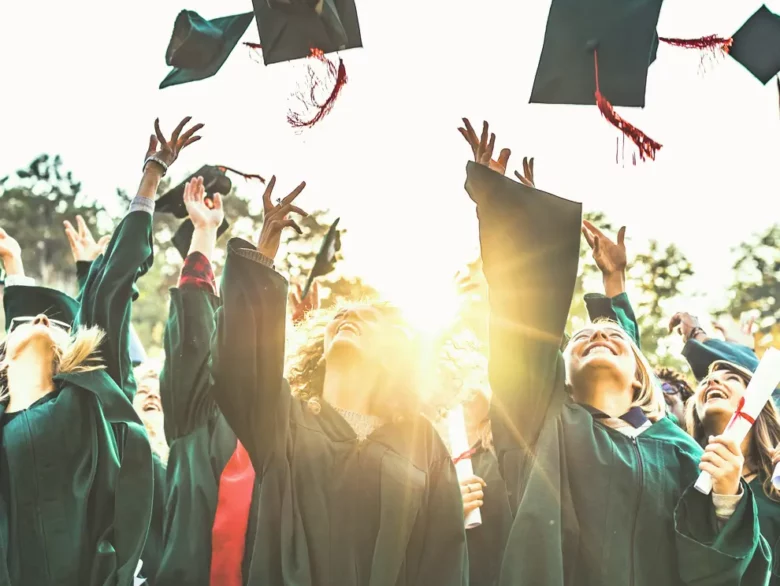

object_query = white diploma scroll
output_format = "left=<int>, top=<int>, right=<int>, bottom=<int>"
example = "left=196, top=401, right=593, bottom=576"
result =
left=448, top=404, right=482, bottom=529
left=695, top=347, right=780, bottom=495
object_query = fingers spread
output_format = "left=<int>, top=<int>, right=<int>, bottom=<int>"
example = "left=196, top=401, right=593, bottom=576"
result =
left=154, top=119, right=166, bottom=145
left=170, top=116, right=192, bottom=145
left=262, top=176, right=277, bottom=213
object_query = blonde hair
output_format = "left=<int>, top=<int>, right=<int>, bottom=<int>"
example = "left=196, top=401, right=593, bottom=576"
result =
left=0, top=325, right=105, bottom=401
left=285, top=300, right=422, bottom=421
left=685, top=366, right=780, bottom=501
left=564, top=320, right=666, bottom=422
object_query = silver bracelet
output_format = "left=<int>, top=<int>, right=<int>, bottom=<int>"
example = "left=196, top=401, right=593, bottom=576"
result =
left=143, top=155, right=168, bottom=176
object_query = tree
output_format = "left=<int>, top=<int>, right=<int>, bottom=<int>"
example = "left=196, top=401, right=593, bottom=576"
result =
left=721, top=224, right=780, bottom=357
left=0, top=154, right=115, bottom=294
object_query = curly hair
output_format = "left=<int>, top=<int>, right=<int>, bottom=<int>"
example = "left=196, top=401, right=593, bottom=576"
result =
left=655, top=366, right=694, bottom=401
left=285, top=300, right=423, bottom=421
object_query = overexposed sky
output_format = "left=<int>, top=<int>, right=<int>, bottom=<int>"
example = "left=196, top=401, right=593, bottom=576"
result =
left=1, top=0, right=778, bottom=326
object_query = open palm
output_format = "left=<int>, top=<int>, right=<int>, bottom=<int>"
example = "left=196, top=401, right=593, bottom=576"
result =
left=183, top=176, right=225, bottom=230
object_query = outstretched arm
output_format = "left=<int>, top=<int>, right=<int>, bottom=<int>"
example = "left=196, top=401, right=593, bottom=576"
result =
left=78, top=117, right=203, bottom=399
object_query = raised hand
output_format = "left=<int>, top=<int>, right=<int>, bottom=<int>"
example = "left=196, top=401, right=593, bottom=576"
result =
left=63, top=215, right=111, bottom=262
left=669, top=311, right=705, bottom=342
left=0, top=228, right=22, bottom=265
left=581, top=220, right=627, bottom=277
left=460, top=475, right=486, bottom=518
left=513, top=156, right=535, bottom=187
left=458, top=118, right=511, bottom=174
left=700, top=435, right=744, bottom=496
left=183, top=176, right=225, bottom=231
left=289, top=281, right=319, bottom=324
left=144, top=116, right=204, bottom=172
left=256, top=176, right=308, bottom=261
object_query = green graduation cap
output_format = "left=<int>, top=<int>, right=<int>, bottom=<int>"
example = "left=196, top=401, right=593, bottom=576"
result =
left=301, top=217, right=341, bottom=299
left=3, top=286, right=79, bottom=332
left=251, top=0, right=362, bottom=65
left=160, top=10, right=255, bottom=89
left=728, top=5, right=780, bottom=85
left=530, top=0, right=664, bottom=108
left=156, top=166, right=232, bottom=218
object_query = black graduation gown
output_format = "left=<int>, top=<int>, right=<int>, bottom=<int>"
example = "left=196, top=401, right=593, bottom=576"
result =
left=209, top=238, right=469, bottom=586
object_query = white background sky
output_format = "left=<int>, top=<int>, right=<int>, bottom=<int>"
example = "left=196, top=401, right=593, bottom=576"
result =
left=1, top=0, right=778, bottom=327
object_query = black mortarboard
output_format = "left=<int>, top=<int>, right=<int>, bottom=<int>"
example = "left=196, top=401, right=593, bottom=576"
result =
left=729, top=5, right=780, bottom=85
left=302, top=217, right=341, bottom=299
left=155, top=166, right=232, bottom=217
left=530, top=0, right=664, bottom=108
left=171, top=217, right=230, bottom=260
left=160, top=10, right=255, bottom=89
left=3, top=286, right=79, bottom=331
left=251, top=0, right=362, bottom=65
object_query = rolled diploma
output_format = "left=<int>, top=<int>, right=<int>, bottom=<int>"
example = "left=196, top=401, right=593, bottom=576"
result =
left=695, top=347, right=780, bottom=494
left=448, top=404, right=482, bottom=529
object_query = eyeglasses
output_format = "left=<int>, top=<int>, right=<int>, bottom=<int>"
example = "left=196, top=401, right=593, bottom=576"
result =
left=661, top=382, right=681, bottom=396
left=8, top=316, right=72, bottom=334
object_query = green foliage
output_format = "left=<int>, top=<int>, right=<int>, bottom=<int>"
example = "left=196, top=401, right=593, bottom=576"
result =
left=722, top=224, right=779, bottom=328
left=0, top=155, right=378, bottom=352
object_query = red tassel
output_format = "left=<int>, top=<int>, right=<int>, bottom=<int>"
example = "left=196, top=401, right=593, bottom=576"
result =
left=217, top=166, right=266, bottom=184
left=287, top=48, right=348, bottom=129
left=658, top=35, right=732, bottom=53
left=593, top=49, right=661, bottom=162
left=243, top=42, right=262, bottom=50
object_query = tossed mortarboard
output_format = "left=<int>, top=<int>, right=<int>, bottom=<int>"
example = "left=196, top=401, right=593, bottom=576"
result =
left=251, top=0, right=361, bottom=66
left=156, top=166, right=233, bottom=217
left=246, top=0, right=361, bottom=128
left=728, top=5, right=780, bottom=85
left=301, top=217, right=341, bottom=300
left=160, top=10, right=255, bottom=89
left=530, top=0, right=664, bottom=161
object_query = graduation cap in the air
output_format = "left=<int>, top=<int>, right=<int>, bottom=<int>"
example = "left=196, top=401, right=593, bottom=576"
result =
left=301, top=217, right=341, bottom=300
left=530, top=0, right=664, bottom=161
left=729, top=5, right=780, bottom=85
left=156, top=166, right=232, bottom=259
left=160, top=10, right=255, bottom=89
left=247, top=0, right=361, bottom=128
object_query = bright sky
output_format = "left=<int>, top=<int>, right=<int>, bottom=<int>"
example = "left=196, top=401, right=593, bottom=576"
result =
left=1, top=0, right=778, bottom=330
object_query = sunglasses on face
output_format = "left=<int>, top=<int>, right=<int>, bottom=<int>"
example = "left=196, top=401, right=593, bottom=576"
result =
left=9, top=316, right=72, bottom=335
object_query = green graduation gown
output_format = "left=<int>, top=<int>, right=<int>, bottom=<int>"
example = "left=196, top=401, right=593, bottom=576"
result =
left=77, top=259, right=165, bottom=586
left=752, top=476, right=780, bottom=585
left=208, top=239, right=469, bottom=586
left=465, top=162, right=771, bottom=586
left=466, top=446, right=511, bottom=586
left=0, top=210, right=155, bottom=585
left=155, top=285, right=263, bottom=585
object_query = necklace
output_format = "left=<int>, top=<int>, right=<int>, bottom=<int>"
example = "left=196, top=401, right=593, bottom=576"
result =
left=331, top=405, right=384, bottom=441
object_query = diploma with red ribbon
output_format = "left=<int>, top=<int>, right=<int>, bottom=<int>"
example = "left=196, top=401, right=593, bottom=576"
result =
left=448, top=404, right=482, bottom=529
left=695, top=347, right=780, bottom=494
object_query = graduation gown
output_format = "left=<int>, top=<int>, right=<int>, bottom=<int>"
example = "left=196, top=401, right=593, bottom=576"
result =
left=77, top=259, right=165, bottom=586
left=0, top=211, right=155, bottom=586
left=155, top=284, right=263, bottom=586
left=465, top=162, right=771, bottom=586
left=209, top=238, right=469, bottom=586
left=466, top=447, right=511, bottom=586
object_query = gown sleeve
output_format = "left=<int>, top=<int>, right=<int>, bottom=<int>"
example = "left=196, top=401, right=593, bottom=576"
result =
left=210, top=238, right=289, bottom=473
left=584, top=291, right=641, bottom=347
left=160, top=271, right=221, bottom=442
left=674, top=482, right=771, bottom=585
left=465, top=162, right=582, bottom=488
left=683, top=338, right=758, bottom=381
left=77, top=210, right=154, bottom=401
left=76, top=260, right=92, bottom=294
